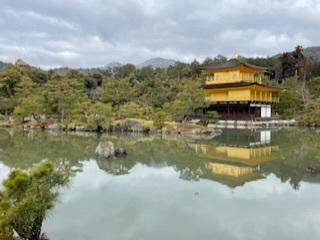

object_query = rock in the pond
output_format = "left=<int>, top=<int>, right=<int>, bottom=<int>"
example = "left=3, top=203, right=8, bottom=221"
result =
left=95, top=141, right=115, bottom=159
left=96, top=141, right=128, bottom=159
left=114, top=148, right=127, bottom=158
left=47, top=123, right=60, bottom=131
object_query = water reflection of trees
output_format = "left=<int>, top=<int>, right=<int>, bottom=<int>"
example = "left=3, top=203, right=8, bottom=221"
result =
left=263, top=129, right=320, bottom=189
left=1, top=128, right=320, bottom=190
left=0, top=129, right=99, bottom=169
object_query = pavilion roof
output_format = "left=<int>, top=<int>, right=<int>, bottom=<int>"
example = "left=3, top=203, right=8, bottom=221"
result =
left=202, top=81, right=283, bottom=91
left=202, top=59, right=266, bottom=71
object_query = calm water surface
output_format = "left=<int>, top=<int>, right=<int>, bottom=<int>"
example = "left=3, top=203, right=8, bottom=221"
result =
left=1, top=128, right=320, bottom=240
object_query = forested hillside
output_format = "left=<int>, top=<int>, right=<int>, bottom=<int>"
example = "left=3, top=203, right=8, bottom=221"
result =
left=303, top=46, right=320, bottom=60
left=1, top=46, right=320, bottom=131
left=0, top=61, right=8, bottom=70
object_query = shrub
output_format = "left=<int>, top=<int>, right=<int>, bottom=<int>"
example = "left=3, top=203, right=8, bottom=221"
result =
left=153, top=110, right=167, bottom=129
left=202, top=111, right=219, bottom=125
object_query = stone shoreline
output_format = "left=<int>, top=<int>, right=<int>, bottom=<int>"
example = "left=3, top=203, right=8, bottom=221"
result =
left=0, top=118, right=223, bottom=139
left=0, top=118, right=300, bottom=138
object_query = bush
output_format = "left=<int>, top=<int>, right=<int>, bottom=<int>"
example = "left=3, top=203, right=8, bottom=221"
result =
left=273, top=90, right=301, bottom=118
left=201, top=111, right=219, bottom=125
left=119, top=102, right=146, bottom=119
left=152, top=110, right=166, bottom=129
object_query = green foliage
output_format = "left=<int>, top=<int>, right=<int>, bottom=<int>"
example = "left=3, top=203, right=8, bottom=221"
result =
left=0, top=96, right=14, bottom=117
left=308, top=99, right=320, bottom=124
left=119, top=102, right=148, bottom=119
left=202, top=111, right=220, bottom=125
left=0, top=65, right=24, bottom=97
left=44, top=75, right=88, bottom=122
left=152, top=110, right=166, bottom=129
left=0, top=160, right=69, bottom=240
left=164, top=80, right=206, bottom=121
left=102, top=78, right=136, bottom=108
left=307, top=76, right=320, bottom=99
left=299, top=98, right=320, bottom=125
left=274, top=90, right=301, bottom=118
left=1, top=47, right=320, bottom=126
left=71, top=101, right=113, bottom=130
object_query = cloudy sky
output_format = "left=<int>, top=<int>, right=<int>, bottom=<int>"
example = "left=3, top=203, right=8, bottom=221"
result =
left=0, top=0, right=319, bottom=68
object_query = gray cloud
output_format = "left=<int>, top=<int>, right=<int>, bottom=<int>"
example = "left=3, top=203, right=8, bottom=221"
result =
left=0, top=0, right=319, bottom=68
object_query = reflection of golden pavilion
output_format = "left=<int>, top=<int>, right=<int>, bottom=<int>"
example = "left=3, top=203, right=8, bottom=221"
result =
left=206, top=162, right=258, bottom=178
left=190, top=129, right=279, bottom=187
left=194, top=144, right=279, bottom=166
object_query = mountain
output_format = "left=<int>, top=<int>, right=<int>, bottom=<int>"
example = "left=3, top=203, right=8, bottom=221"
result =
left=15, top=58, right=29, bottom=66
left=303, top=46, right=320, bottom=59
left=137, top=57, right=177, bottom=69
left=273, top=46, right=320, bottom=59
left=0, top=61, right=8, bottom=69
left=105, top=62, right=122, bottom=69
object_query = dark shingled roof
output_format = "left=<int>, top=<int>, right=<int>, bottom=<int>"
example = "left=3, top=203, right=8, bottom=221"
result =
left=202, top=81, right=283, bottom=91
left=202, top=59, right=266, bottom=71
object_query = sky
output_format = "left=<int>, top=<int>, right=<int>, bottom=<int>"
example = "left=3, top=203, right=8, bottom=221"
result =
left=0, top=0, right=319, bottom=68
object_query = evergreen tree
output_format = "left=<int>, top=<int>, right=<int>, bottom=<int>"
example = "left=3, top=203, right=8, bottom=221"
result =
left=0, top=161, right=69, bottom=240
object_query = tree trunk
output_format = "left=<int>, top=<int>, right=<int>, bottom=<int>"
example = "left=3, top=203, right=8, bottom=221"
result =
left=30, top=215, right=44, bottom=240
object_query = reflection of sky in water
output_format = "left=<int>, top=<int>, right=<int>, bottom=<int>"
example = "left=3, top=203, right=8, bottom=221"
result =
left=44, top=161, right=320, bottom=240
left=0, top=162, right=10, bottom=184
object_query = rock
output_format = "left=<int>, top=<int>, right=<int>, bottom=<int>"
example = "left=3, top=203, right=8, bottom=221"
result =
left=95, top=141, right=127, bottom=159
left=112, top=120, right=150, bottom=133
left=306, top=166, right=319, bottom=174
left=40, top=119, right=52, bottom=129
left=192, top=127, right=222, bottom=140
left=95, top=141, right=115, bottom=159
left=47, top=123, right=60, bottom=131
left=75, top=125, right=86, bottom=131
left=24, top=120, right=39, bottom=129
left=114, top=148, right=127, bottom=158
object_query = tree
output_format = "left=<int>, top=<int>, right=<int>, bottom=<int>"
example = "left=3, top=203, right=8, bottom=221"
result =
left=307, top=76, right=320, bottom=99
left=309, top=98, right=320, bottom=124
left=0, top=160, right=69, bottom=240
left=44, top=75, right=88, bottom=122
left=113, top=64, right=136, bottom=79
left=190, top=60, right=201, bottom=78
left=0, top=96, right=14, bottom=118
left=102, top=78, right=136, bottom=109
left=201, top=57, right=215, bottom=66
left=119, top=102, right=146, bottom=119
left=213, top=54, right=227, bottom=64
left=202, top=111, right=220, bottom=125
left=152, top=110, right=166, bottom=129
left=280, top=46, right=312, bottom=82
left=0, top=65, right=24, bottom=97
left=71, top=101, right=113, bottom=131
left=273, top=90, right=300, bottom=118
left=165, top=80, right=206, bottom=121
left=13, top=77, right=46, bottom=121
left=136, top=78, right=177, bottom=108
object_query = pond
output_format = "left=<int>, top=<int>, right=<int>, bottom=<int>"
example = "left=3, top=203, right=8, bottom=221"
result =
left=0, top=128, right=320, bottom=240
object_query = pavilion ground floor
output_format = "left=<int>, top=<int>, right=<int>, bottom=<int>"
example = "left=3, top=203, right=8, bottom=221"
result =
left=205, top=102, right=274, bottom=120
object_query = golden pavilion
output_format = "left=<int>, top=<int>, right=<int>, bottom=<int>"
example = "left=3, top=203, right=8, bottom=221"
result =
left=202, top=57, right=282, bottom=120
